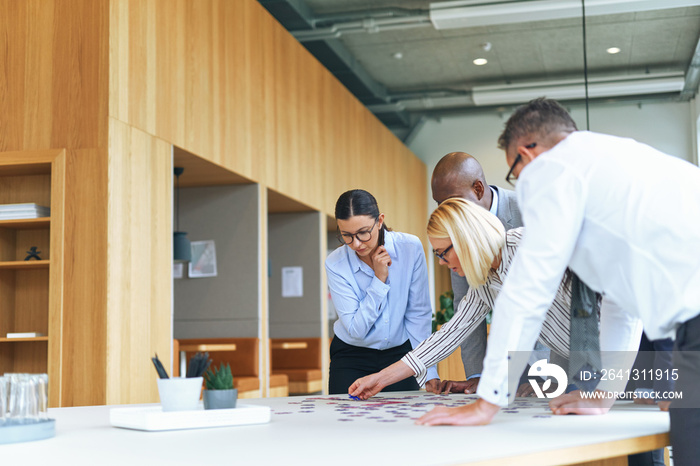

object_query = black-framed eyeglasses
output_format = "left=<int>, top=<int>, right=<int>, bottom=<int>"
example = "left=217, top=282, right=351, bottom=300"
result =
left=505, top=143, right=536, bottom=187
left=336, top=217, right=378, bottom=245
left=433, top=244, right=453, bottom=261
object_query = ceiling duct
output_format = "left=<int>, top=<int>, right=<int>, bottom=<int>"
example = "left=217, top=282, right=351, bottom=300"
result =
left=430, top=0, right=700, bottom=29
left=471, top=73, right=685, bottom=106
left=371, top=73, right=685, bottom=112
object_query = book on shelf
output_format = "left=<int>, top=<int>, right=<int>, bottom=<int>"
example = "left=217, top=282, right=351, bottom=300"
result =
left=6, top=332, right=46, bottom=338
left=0, top=203, right=50, bottom=220
left=0, top=213, right=50, bottom=220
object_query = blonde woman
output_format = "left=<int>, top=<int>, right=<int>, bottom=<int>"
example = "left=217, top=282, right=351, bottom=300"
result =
left=349, top=198, right=641, bottom=407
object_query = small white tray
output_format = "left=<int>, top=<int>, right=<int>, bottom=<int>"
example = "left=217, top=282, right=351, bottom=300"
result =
left=109, top=404, right=271, bottom=431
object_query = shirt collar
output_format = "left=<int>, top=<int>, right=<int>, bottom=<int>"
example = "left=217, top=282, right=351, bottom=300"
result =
left=489, top=186, right=499, bottom=216
left=346, top=230, right=397, bottom=275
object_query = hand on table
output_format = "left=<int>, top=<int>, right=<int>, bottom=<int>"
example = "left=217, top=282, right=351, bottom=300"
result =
left=549, top=390, right=614, bottom=415
left=424, top=378, right=441, bottom=393
left=516, top=381, right=558, bottom=397
left=349, top=373, right=386, bottom=400
left=437, top=377, right=480, bottom=395
left=371, top=246, right=392, bottom=283
left=516, top=382, right=536, bottom=397
left=435, top=378, right=480, bottom=394
left=657, top=400, right=671, bottom=411
left=633, top=397, right=671, bottom=411
left=416, top=398, right=500, bottom=426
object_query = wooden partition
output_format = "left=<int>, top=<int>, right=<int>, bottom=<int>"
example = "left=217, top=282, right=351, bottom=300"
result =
left=108, top=0, right=427, bottom=240
left=1, top=0, right=428, bottom=406
left=268, top=201, right=327, bottom=393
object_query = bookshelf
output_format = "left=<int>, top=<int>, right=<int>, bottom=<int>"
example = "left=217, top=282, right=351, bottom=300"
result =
left=0, top=149, right=65, bottom=406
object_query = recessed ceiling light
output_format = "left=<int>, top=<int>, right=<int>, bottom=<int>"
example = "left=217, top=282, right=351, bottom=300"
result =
left=473, top=58, right=488, bottom=66
left=606, top=47, right=621, bottom=54
left=393, top=52, right=403, bottom=60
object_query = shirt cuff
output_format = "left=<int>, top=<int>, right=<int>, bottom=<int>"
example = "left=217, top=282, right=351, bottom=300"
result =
left=370, top=276, right=390, bottom=294
left=476, top=373, right=513, bottom=407
left=476, top=381, right=511, bottom=407
left=401, top=352, right=427, bottom=386
left=426, top=366, right=439, bottom=383
left=467, top=373, right=482, bottom=380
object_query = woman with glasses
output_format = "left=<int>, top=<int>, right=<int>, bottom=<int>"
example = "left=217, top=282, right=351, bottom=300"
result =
left=325, top=189, right=438, bottom=394
left=349, top=197, right=642, bottom=402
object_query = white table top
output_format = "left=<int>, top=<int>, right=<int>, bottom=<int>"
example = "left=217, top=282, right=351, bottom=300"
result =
left=1, top=392, right=669, bottom=465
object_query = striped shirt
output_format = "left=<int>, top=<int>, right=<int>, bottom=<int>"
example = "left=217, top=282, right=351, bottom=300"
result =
left=403, top=228, right=572, bottom=385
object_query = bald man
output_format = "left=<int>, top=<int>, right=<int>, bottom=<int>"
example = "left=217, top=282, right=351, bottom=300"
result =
left=431, top=152, right=522, bottom=392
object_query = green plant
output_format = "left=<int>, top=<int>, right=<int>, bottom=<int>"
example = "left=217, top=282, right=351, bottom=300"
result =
left=432, top=290, right=455, bottom=332
left=204, top=363, right=234, bottom=390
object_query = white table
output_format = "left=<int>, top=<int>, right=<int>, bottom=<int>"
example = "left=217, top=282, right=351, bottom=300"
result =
left=1, top=392, right=669, bottom=465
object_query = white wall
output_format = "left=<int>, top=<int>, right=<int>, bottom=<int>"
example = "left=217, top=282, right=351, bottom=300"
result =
left=410, top=100, right=696, bottom=198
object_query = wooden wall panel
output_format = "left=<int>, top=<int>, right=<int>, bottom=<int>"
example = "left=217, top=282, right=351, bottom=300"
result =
left=154, top=0, right=186, bottom=148
left=258, top=186, right=269, bottom=397
left=106, top=118, right=172, bottom=404
left=273, top=30, right=299, bottom=201
left=0, top=0, right=108, bottom=152
left=60, top=148, right=109, bottom=406
left=250, top=1, right=278, bottom=186
left=109, top=0, right=428, bottom=241
left=47, top=150, right=66, bottom=407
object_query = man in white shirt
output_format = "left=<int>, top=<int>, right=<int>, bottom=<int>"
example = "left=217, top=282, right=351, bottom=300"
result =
left=416, top=98, right=700, bottom=466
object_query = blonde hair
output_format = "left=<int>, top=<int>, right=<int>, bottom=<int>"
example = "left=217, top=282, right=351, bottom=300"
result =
left=427, top=198, right=506, bottom=288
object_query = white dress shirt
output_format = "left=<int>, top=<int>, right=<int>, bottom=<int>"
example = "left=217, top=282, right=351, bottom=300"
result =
left=401, top=228, right=642, bottom=387
left=489, top=186, right=499, bottom=216
left=478, top=131, right=700, bottom=407
left=326, top=230, right=439, bottom=381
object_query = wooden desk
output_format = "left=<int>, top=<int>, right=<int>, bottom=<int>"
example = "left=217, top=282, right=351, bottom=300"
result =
left=1, top=393, right=669, bottom=465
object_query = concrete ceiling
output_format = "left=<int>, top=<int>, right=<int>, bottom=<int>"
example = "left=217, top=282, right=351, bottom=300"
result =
left=259, top=0, right=700, bottom=139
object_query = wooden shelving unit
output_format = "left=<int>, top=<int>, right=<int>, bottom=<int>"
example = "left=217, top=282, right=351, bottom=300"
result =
left=0, top=336, right=49, bottom=343
left=0, top=149, right=65, bottom=406
left=0, top=218, right=51, bottom=229
left=0, top=260, right=50, bottom=270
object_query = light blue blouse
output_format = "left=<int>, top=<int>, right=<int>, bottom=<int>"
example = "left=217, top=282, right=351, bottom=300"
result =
left=325, top=230, right=439, bottom=382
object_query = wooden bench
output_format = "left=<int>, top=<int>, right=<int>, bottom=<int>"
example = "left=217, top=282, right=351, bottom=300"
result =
left=271, top=338, right=323, bottom=395
left=174, top=338, right=288, bottom=398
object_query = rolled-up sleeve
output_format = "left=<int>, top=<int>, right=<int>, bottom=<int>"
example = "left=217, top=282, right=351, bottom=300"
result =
left=402, top=290, right=490, bottom=385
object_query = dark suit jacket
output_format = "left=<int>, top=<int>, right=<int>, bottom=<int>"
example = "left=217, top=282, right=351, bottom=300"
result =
left=452, top=186, right=522, bottom=378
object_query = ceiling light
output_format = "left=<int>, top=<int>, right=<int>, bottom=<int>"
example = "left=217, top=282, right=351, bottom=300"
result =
left=606, top=47, right=621, bottom=54
left=473, top=58, right=488, bottom=66
left=393, top=52, right=404, bottom=59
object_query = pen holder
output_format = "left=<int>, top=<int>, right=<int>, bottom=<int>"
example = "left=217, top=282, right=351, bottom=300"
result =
left=157, top=377, right=203, bottom=412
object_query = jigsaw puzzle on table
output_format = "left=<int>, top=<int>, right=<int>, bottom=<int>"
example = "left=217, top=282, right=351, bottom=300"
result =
left=271, top=393, right=553, bottom=423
